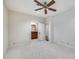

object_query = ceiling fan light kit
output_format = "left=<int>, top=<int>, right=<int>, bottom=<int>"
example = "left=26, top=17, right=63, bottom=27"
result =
left=34, top=0, right=56, bottom=14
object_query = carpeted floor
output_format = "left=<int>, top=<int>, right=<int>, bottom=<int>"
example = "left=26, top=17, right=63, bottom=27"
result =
left=4, top=40, right=75, bottom=59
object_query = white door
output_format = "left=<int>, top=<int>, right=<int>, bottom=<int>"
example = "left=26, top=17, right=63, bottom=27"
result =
left=38, top=23, right=45, bottom=40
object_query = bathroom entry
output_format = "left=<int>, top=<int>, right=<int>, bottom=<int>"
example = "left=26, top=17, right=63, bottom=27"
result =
left=31, top=22, right=45, bottom=40
left=31, top=24, right=38, bottom=39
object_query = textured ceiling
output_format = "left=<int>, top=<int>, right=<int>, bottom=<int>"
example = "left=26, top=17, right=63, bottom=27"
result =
left=4, top=0, right=74, bottom=17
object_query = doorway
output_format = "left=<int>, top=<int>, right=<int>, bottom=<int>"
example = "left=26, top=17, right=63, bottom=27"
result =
left=31, top=22, right=49, bottom=41
left=31, top=24, right=38, bottom=40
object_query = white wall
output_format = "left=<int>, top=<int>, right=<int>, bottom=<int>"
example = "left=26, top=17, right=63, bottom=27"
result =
left=38, top=23, right=45, bottom=40
left=47, top=8, right=75, bottom=48
left=3, top=4, right=8, bottom=54
left=46, top=17, right=54, bottom=43
left=8, top=11, right=45, bottom=48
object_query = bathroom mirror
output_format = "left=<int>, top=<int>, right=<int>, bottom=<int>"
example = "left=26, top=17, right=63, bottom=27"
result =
left=32, top=25, right=37, bottom=31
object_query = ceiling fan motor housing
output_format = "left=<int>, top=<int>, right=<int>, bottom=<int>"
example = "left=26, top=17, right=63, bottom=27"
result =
left=34, top=0, right=56, bottom=14
left=37, top=2, right=47, bottom=6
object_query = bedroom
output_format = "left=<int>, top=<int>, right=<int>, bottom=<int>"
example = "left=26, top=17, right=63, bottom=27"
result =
left=3, top=0, right=75, bottom=59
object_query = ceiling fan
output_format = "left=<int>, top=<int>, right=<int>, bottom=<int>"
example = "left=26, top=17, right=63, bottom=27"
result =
left=34, top=0, right=56, bottom=14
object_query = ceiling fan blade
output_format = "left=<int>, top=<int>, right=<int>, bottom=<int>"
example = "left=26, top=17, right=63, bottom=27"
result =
left=48, top=8, right=56, bottom=12
left=44, top=9, right=47, bottom=14
left=34, top=0, right=46, bottom=8
left=35, top=8, right=43, bottom=11
left=47, top=0, right=55, bottom=7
